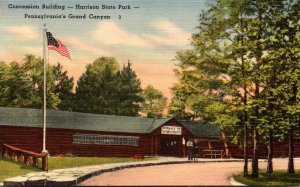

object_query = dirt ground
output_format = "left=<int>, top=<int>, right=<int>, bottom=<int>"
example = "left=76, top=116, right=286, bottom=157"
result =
left=80, top=158, right=300, bottom=186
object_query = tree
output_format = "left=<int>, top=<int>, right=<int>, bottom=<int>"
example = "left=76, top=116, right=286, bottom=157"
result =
left=247, top=0, right=300, bottom=174
left=74, top=57, right=120, bottom=114
left=169, top=98, right=190, bottom=120
left=116, top=62, right=143, bottom=116
left=0, top=62, right=10, bottom=106
left=74, top=57, right=143, bottom=116
left=284, top=1, right=300, bottom=174
left=0, top=62, right=33, bottom=107
left=170, top=0, right=300, bottom=178
left=141, top=85, right=167, bottom=118
left=53, top=63, right=74, bottom=111
left=271, top=0, right=300, bottom=173
left=169, top=84, right=193, bottom=120
left=170, top=0, right=253, bottom=176
left=22, top=54, right=60, bottom=109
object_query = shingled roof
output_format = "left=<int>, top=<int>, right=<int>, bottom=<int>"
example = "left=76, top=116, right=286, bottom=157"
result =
left=0, top=107, right=221, bottom=138
left=0, top=107, right=172, bottom=134
left=179, top=120, right=221, bottom=139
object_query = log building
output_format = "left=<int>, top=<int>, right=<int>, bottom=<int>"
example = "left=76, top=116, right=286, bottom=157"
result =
left=0, top=107, right=221, bottom=157
left=0, top=107, right=299, bottom=158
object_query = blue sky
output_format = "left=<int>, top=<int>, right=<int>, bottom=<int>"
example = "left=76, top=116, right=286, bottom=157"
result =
left=0, top=0, right=210, bottom=99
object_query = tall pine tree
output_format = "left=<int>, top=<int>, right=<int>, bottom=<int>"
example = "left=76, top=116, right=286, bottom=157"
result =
left=53, top=63, right=74, bottom=111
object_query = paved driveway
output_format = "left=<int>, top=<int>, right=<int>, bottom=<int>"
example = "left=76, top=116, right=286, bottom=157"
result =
left=81, top=158, right=299, bottom=186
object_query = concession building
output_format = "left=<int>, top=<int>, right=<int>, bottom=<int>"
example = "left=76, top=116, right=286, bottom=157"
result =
left=0, top=107, right=221, bottom=157
left=1, top=107, right=299, bottom=158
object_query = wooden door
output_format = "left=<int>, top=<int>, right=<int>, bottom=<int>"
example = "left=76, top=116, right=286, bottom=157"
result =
left=160, top=138, right=180, bottom=156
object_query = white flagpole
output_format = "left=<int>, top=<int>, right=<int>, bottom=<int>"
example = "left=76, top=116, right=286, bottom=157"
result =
left=42, top=24, right=48, bottom=153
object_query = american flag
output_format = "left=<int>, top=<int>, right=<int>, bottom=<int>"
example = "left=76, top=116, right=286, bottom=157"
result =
left=46, top=32, right=71, bottom=60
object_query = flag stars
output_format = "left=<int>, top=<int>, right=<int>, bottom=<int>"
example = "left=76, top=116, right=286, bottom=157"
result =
left=46, top=31, right=71, bottom=60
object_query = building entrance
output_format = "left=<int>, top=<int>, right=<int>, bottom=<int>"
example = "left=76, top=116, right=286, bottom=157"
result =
left=160, top=138, right=180, bottom=156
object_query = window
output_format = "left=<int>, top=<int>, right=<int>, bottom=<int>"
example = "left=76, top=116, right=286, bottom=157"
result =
left=73, top=134, right=139, bottom=146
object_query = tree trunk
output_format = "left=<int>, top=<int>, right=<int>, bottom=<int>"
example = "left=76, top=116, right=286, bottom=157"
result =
left=267, top=129, right=273, bottom=173
left=243, top=93, right=248, bottom=176
left=251, top=81, right=260, bottom=178
left=251, top=4, right=263, bottom=177
left=240, top=16, right=248, bottom=176
left=243, top=119, right=248, bottom=176
left=288, top=82, right=297, bottom=174
left=287, top=127, right=295, bottom=174
left=252, top=125, right=259, bottom=178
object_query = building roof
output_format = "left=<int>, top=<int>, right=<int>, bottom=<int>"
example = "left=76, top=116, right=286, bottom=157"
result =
left=179, top=120, right=221, bottom=139
left=0, top=107, right=221, bottom=138
left=0, top=107, right=172, bottom=134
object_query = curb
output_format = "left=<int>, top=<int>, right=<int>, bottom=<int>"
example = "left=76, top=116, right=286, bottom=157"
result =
left=229, top=177, right=247, bottom=186
left=4, top=159, right=243, bottom=186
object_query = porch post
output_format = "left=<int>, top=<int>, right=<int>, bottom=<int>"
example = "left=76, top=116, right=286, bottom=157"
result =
left=180, top=137, right=186, bottom=157
left=154, top=136, right=158, bottom=156
left=150, top=136, right=154, bottom=156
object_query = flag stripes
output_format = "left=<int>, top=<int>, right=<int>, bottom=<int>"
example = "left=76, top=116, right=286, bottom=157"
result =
left=46, top=32, right=71, bottom=60
left=48, top=40, right=71, bottom=60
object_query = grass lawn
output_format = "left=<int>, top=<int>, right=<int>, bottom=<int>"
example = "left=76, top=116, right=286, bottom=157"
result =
left=0, top=156, right=157, bottom=183
left=47, top=156, right=157, bottom=170
left=0, top=157, right=40, bottom=183
left=233, top=170, right=300, bottom=186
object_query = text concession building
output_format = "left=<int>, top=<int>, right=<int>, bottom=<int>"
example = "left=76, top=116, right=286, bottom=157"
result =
left=0, top=107, right=221, bottom=157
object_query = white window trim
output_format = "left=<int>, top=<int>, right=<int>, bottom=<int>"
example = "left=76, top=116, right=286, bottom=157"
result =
left=73, top=134, right=139, bottom=146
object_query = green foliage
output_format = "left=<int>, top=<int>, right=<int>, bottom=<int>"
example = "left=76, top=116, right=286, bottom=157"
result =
left=0, top=55, right=144, bottom=116
left=0, top=55, right=75, bottom=110
left=115, top=62, right=143, bottom=116
left=74, top=57, right=143, bottom=116
left=53, top=63, right=74, bottom=111
left=233, top=170, right=300, bottom=186
left=170, top=0, right=300, bottom=149
left=168, top=84, right=192, bottom=119
left=22, top=54, right=60, bottom=109
left=74, top=57, right=120, bottom=114
left=0, top=62, right=34, bottom=107
left=168, top=98, right=190, bottom=120
left=141, top=85, right=167, bottom=118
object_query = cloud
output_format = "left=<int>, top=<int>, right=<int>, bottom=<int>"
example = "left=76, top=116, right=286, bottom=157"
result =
left=64, top=36, right=112, bottom=56
left=92, top=20, right=191, bottom=48
left=146, top=20, right=190, bottom=46
left=3, top=26, right=40, bottom=40
left=92, top=22, right=150, bottom=47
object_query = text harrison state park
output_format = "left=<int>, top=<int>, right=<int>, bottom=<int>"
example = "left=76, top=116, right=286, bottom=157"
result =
left=8, top=4, right=132, bottom=10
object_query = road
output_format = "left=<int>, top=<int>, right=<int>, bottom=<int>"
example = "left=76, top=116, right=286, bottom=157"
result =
left=80, top=158, right=299, bottom=186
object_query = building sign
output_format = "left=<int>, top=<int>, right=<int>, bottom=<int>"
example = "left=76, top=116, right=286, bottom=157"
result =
left=161, top=126, right=182, bottom=135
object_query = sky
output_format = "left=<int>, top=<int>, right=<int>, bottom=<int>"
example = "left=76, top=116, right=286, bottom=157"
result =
left=0, top=0, right=210, bottom=100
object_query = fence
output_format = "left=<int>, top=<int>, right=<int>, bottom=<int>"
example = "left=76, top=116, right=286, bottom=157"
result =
left=1, top=143, right=48, bottom=171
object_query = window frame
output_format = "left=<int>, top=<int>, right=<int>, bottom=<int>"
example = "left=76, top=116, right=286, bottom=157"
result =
left=73, top=134, right=139, bottom=146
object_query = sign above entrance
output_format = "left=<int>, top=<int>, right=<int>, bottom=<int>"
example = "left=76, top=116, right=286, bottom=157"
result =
left=161, top=126, right=182, bottom=135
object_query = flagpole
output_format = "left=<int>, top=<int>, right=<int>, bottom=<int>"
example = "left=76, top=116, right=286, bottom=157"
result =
left=42, top=24, right=48, bottom=153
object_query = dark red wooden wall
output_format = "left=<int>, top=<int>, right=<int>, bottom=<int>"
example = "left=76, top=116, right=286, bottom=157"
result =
left=227, top=140, right=300, bottom=158
left=150, top=118, right=192, bottom=157
left=1, top=123, right=299, bottom=158
left=0, top=125, right=151, bottom=157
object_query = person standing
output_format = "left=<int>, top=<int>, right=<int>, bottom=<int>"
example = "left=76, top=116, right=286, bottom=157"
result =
left=192, top=140, right=199, bottom=161
left=187, top=139, right=193, bottom=160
